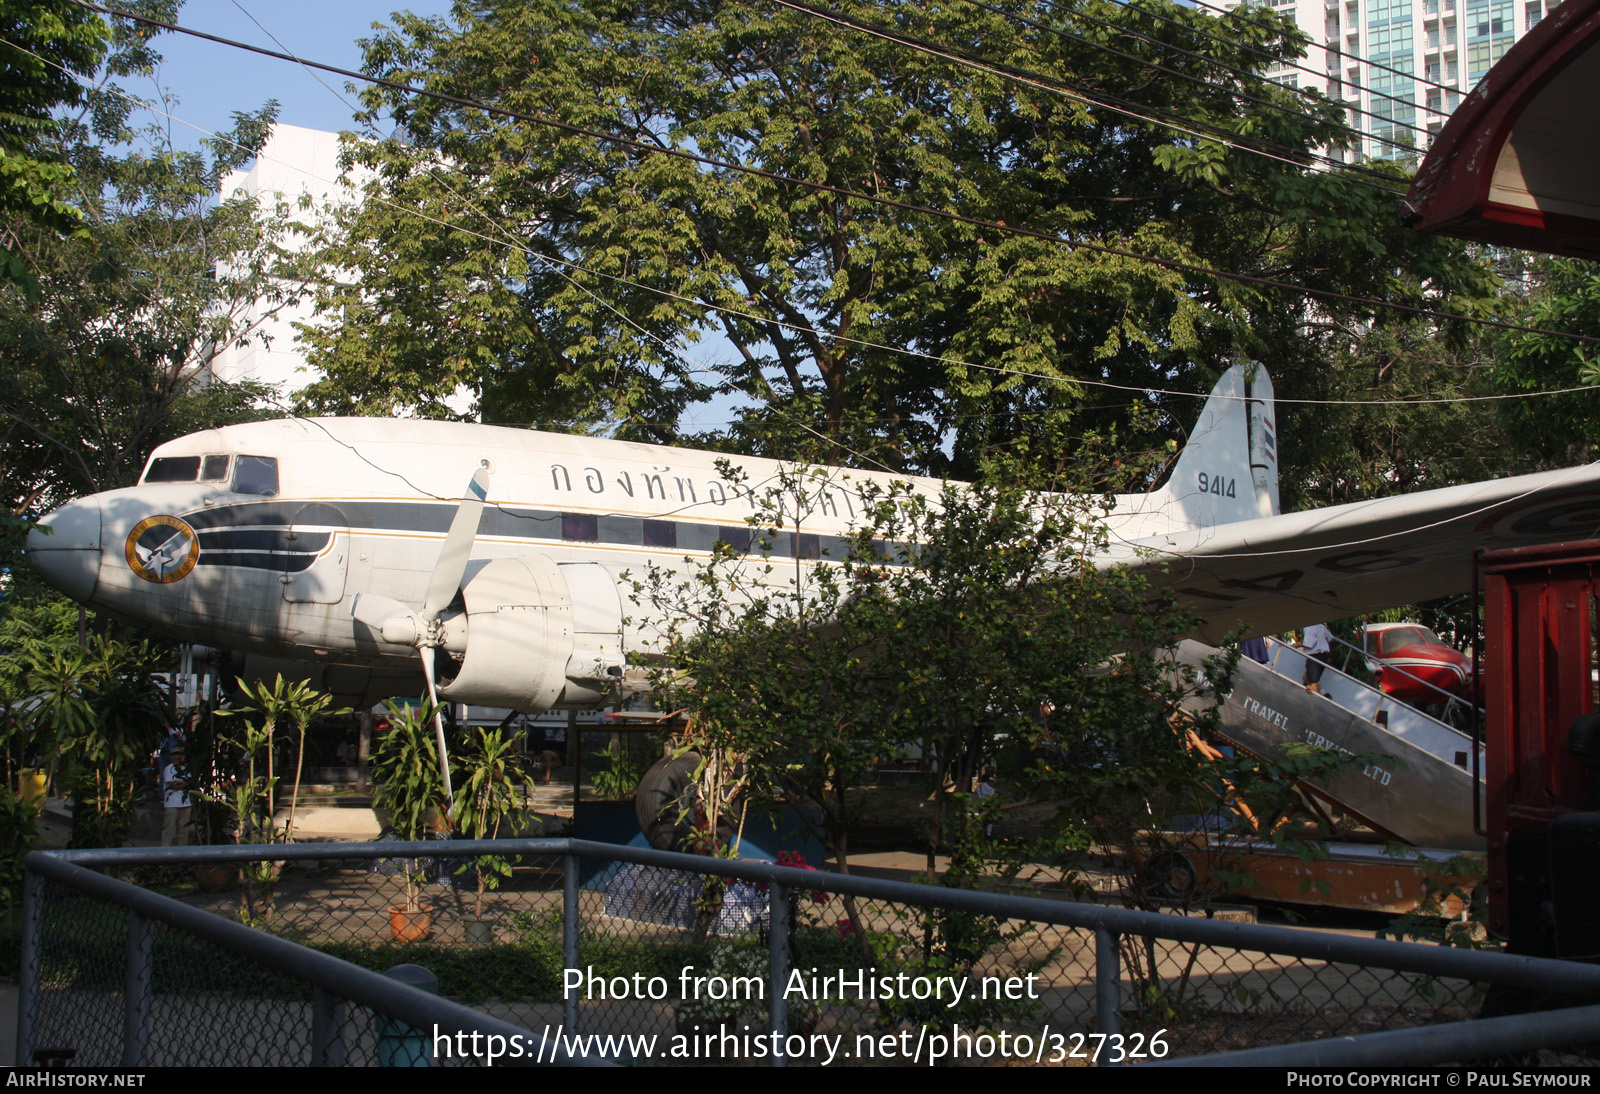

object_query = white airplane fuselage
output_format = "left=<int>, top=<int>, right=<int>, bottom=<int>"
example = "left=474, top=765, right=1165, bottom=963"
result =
left=30, top=380, right=1271, bottom=712
left=40, top=362, right=1600, bottom=713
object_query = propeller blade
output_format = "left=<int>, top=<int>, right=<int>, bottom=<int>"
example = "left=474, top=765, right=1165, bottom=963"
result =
left=421, top=463, right=491, bottom=622
left=420, top=649, right=455, bottom=804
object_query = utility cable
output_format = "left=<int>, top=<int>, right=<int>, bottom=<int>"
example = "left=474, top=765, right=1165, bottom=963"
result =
left=20, top=29, right=1600, bottom=402
left=767, top=0, right=1410, bottom=192
left=1085, top=0, right=1448, bottom=113
left=959, top=0, right=1433, bottom=146
left=49, top=5, right=1600, bottom=353
left=1186, top=0, right=1463, bottom=97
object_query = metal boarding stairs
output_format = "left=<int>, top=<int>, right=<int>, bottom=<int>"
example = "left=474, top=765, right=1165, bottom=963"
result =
left=1180, top=634, right=1486, bottom=851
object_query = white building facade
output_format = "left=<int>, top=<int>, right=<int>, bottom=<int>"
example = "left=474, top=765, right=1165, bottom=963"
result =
left=209, top=123, right=362, bottom=396
left=1242, top=0, right=1550, bottom=160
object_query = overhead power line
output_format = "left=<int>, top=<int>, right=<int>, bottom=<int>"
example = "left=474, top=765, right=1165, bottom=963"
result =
left=19, top=31, right=1599, bottom=417
left=768, top=0, right=1410, bottom=192
left=960, top=0, right=1432, bottom=147
left=61, top=0, right=1600, bottom=350
left=1185, top=0, right=1462, bottom=97
left=1085, top=0, right=1446, bottom=117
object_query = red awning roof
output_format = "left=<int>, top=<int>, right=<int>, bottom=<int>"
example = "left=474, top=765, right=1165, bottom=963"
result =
left=1404, top=0, right=1600, bottom=258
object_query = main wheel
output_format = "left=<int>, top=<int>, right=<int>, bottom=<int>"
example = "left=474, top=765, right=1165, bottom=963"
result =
left=634, top=753, right=735, bottom=851
left=1137, top=850, right=1198, bottom=903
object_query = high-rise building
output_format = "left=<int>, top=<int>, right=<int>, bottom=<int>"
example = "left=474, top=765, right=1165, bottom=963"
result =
left=1234, top=0, right=1550, bottom=160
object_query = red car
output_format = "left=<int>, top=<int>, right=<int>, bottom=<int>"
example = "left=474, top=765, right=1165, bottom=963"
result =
left=1362, top=623, right=1475, bottom=705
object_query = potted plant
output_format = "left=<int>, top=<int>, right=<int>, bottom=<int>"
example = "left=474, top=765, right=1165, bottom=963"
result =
left=372, top=701, right=445, bottom=941
left=450, top=727, right=522, bottom=944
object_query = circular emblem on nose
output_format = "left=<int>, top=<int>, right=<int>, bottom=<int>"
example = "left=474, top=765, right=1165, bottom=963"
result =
left=125, top=515, right=199, bottom=584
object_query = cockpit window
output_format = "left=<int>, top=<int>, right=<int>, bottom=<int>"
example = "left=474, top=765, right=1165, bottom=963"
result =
left=143, top=454, right=235, bottom=485
left=144, top=456, right=201, bottom=483
left=233, top=456, right=279, bottom=497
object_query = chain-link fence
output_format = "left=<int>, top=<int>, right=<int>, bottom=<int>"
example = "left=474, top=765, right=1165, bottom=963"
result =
left=20, top=839, right=1600, bottom=1066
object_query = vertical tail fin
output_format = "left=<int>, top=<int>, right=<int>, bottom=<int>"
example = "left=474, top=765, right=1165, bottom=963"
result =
left=1156, top=363, right=1279, bottom=531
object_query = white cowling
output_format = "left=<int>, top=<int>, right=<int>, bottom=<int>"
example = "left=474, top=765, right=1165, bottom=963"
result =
left=436, top=555, right=625, bottom=711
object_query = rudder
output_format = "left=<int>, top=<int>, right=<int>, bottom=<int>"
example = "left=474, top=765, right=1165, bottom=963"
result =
left=1159, top=363, right=1278, bottom=531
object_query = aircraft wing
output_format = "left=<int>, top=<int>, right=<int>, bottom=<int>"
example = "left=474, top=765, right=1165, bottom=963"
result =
left=1112, top=462, right=1600, bottom=642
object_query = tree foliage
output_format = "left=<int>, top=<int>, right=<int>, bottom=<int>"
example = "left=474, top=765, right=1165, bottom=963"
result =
left=0, top=0, right=284, bottom=516
left=372, top=701, right=447, bottom=909
left=1495, top=255, right=1600, bottom=471
left=224, top=674, right=349, bottom=836
left=450, top=726, right=523, bottom=918
left=1273, top=313, right=1522, bottom=511
left=17, top=633, right=167, bottom=847
left=640, top=457, right=1227, bottom=883
left=0, top=3, right=305, bottom=859
left=304, top=0, right=1497, bottom=483
left=0, top=0, right=109, bottom=294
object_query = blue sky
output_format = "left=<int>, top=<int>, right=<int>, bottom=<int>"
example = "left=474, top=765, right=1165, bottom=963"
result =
left=135, top=2, right=454, bottom=151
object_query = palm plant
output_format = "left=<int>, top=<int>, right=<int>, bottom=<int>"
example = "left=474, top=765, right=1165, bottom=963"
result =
left=24, top=636, right=165, bottom=847
left=450, top=727, right=522, bottom=920
left=226, top=675, right=349, bottom=836
left=373, top=701, right=445, bottom=911
left=218, top=709, right=286, bottom=926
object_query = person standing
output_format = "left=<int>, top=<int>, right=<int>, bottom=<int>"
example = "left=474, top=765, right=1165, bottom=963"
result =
left=1300, top=624, right=1334, bottom=695
left=161, top=746, right=191, bottom=846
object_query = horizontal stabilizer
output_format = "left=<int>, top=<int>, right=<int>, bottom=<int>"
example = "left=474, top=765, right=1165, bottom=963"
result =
left=1119, top=461, right=1600, bottom=642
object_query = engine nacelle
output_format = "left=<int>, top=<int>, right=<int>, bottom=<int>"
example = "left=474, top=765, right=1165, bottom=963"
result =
left=436, top=556, right=626, bottom=711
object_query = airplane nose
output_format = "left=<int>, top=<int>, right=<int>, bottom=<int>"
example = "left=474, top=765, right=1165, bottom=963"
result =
left=27, top=496, right=102, bottom=602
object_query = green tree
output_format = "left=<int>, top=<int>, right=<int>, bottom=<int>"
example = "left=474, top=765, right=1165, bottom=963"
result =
left=225, top=675, right=349, bottom=837
left=302, top=0, right=1497, bottom=481
left=0, top=2, right=287, bottom=858
left=0, top=0, right=284, bottom=516
left=641, top=456, right=1231, bottom=1014
left=1495, top=255, right=1600, bottom=471
left=1273, top=313, right=1523, bottom=511
left=641, top=457, right=1223, bottom=882
left=450, top=726, right=522, bottom=920
left=0, top=0, right=110, bottom=296
left=21, top=634, right=167, bottom=847
left=372, top=701, right=446, bottom=912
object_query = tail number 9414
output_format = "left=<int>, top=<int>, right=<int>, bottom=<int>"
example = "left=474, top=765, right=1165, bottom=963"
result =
left=1198, top=472, right=1237, bottom=498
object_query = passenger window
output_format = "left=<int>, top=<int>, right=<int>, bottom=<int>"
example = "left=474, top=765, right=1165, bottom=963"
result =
left=232, top=456, right=279, bottom=497
left=718, top=527, right=752, bottom=554
left=200, top=455, right=230, bottom=481
left=144, top=457, right=200, bottom=483
left=642, top=519, right=677, bottom=549
left=562, top=514, right=598, bottom=542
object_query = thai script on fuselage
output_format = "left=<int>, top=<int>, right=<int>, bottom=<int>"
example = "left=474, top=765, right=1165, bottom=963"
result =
left=544, top=460, right=880, bottom=526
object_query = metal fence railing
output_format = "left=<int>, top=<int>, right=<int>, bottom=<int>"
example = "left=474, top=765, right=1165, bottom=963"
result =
left=19, top=846, right=609, bottom=1067
left=20, top=839, right=1600, bottom=1066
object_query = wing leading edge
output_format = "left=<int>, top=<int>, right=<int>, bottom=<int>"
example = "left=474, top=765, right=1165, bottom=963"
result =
left=1114, top=462, right=1600, bottom=642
